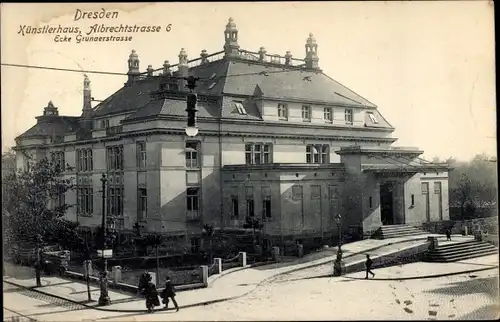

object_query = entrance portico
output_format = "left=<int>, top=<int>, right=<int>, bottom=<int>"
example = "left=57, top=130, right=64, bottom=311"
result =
left=336, top=146, right=453, bottom=238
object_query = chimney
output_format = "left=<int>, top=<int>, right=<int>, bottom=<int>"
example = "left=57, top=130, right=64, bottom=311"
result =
left=304, top=33, right=319, bottom=69
left=285, top=51, right=292, bottom=66
left=258, top=47, right=266, bottom=62
left=200, top=50, right=209, bottom=64
left=127, top=49, right=141, bottom=83
left=147, top=65, right=154, bottom=77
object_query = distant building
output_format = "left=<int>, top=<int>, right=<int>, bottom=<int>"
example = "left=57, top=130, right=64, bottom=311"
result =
left=13, top=18, right=451, bottom=251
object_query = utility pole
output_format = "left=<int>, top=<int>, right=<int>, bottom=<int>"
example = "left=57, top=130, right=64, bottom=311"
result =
left=98, top=174, right=111, bottom=306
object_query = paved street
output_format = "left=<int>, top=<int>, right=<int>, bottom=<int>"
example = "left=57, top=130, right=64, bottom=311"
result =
left=4, top=257, right=498, bottom=321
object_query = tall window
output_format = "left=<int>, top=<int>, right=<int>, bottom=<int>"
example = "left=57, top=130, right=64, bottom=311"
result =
left=138, top=188, right=147, bottom=221
left=231, top=195, right=239, bottom=219
left=107, top=145, right=124, bottom=171
left=278, top=103, right=288, bottom=120
left=262, top=186, right=271, bottom=219
left=324, top=107, right=333, bottom=123
left=56, top=185, right=65, bottom=208
left=187, top=187, right=200, bottom=218
left=76, top=148, right=93, bottom=172
left=137, top=142, right=147, bottom=169
left=302, top=105, right=311, bottom=122
left=77, top=175, right=93, bottom=215
left=100, top=119, right=110, bottom=129
left=306, top=144, right=329, bottom=163
left=53, top=151, right=65, bottom=171
left=185, top=141, right=200, bottom=168
left=245, top=143, right=272, bottom=165
left=345, top=108, right=353, bottom=124
left=434, top=182, right=443, bottom=220
left=246, top=186, right=254, bottom=217
left=108, top=187, right=124, bottom=217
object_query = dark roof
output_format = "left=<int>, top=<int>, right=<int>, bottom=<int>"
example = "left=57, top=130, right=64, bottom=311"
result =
left=16, top=116, right=80, bottom=140
left=92, top=78, right=160, bottom=117
left=219, top=61, right=376, bottom=107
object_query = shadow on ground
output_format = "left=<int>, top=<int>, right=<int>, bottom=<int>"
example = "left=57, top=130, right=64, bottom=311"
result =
left=458, top=304, right=500, bottom=320
left=424, top=275, right=499, bottom=298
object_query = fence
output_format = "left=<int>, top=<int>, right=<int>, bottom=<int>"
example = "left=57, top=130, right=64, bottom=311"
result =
left=419, top=216, right=498, bottom=235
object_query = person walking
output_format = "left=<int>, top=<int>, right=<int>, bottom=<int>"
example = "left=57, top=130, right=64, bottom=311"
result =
left=365, top=254, right=375, bottom=279
left=144, top=276, right=160, bottom=313
left=138, top=271, right=150, bottom=296
left=161, top=276, right=179, bottom=312
left=445, top=228, right=452, bottom=241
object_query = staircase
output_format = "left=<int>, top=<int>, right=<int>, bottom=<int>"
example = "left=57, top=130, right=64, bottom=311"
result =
left=372, top=225, right=428, bottom=239
left=423, top=240, right=498, bottom=262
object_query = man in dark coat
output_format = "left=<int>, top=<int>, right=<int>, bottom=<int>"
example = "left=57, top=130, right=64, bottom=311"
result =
left=445, top=228, right=452, bottom=241
left=145, top=279, right=160, bottom=313
left=365, top=254, right=375, bottom=279
left=161, top=276, right=179, bottom=311
left=138, top=271, right=150, bottom=295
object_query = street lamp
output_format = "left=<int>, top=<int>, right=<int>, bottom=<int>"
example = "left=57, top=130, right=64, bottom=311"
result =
left=98, top=174, right=111, bottom=306
left=333, top=213, right=345, bottom=277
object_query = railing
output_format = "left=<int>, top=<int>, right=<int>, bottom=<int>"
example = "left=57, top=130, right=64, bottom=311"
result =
left=239, top=49, right=307, bottom=67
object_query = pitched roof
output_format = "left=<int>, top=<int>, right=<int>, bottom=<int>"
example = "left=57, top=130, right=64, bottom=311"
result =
left=92, top=78, right=160, bottom=117
left=16, top=116, right=80, bottom=140
left=218, top=61, right=377, bottom=107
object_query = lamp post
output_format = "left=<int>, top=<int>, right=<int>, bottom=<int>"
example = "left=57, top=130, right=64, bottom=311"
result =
left=98, top=174, right=111, bottom=306
left=333, top=214, right=344, bottom=276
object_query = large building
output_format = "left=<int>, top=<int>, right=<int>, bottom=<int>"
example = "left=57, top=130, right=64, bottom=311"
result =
left=14, top=18, right=451, bottom=251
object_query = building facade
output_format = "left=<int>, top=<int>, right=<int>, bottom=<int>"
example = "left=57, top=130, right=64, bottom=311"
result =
left=13, top=18, right=451, bottom=250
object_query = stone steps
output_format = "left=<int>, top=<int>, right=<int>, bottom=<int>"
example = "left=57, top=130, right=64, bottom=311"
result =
left=423, top=240, right=498, bottom=262
left=372, top=225, right=428, bottom=240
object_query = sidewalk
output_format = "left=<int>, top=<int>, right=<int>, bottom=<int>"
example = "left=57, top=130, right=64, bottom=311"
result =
left=345, top=254, right=499, bottom=280
left=3, top=233, right=480, bottom=313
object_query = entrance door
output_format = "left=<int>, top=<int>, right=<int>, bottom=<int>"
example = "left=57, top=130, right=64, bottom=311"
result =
left=380, top=182, right=394, bottom=225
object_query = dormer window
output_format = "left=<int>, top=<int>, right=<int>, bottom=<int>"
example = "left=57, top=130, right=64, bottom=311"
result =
left=101, top=119, right=110, bottom=129
left=278, top=103, right=288, bottom=120
left=208, top=82, right=217, bottom=90
left=368, top=112, right=378, bottom=124
left=344, top=109, right=353, bottom=125
left=210, top=73, right=217, bottom=80
left=301, top=105, right=311, bottom=122
left=233, top=101, right=247, bottom=115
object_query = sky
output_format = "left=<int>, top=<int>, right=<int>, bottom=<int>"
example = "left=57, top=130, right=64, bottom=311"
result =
left=1, top=1, right=496, bottom=161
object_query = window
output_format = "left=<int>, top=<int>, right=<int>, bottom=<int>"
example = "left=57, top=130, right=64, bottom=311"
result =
left=311, top=185, right=321, bottom=199
left=231, top=196, right=239, bottom=219
left=245, top=143, right=272, bottom=165
left=246, top=186, right=254, bottom=217
left=262, top=186, right=271, bottom=219
left=76, top=148, right=93, bottom=172
left=434, top=182, right=442, bottom=194
left=107, top=187, right=124, bottom=217
left=101, top=119, right=110, bottom=129
left=187, top=188, right=199, bottom=212
left=306, top=145, right=329, bottom=164
left=56, top=185, right=65, bottom=208
left=233, top=101, right=247, bottom=115
left=324, top=107, right=333, bottom=123
left=52, top=151, right=65, bottom=171
left=138, top=188, right=147, bottom=220
left=278, top=103, right=288, bottom=120
left=246, top=199, right=255, bottom=217
left=185, top=141, right=200, bottom=168
left=292, top=185, right=303, bottom=200
left=367, top=112, right=378, bottom=124
left=301, top=105, right=311, bottom=122
left=369, top=196, right=372, bottom=208
left=137, top=142, right=147, bottom=169
left=107, top=145, right=124, bottom=171
left=191, top=238, right=200, bottom=253
left=411, top=194, right=415, bottom=207
left=345, top=108, right=353, bottom=124
left=77, top=176, right=93, bottom=215
left=421, top=182, right=429, bottom=194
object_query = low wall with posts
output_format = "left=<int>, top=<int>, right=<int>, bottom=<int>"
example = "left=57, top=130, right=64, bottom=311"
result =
left=419, top=217, right=498, bottom=235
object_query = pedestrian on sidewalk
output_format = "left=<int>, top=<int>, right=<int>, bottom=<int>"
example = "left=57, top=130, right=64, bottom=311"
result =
left=138, top=271, right=150, bottom=296
left=144, top=276, right=160, bottom=313
left=445, top=228, right=452, bottom=241
left=365, top=254, right=375, bottom=279
left=161, top=276, right=179, bottom=312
